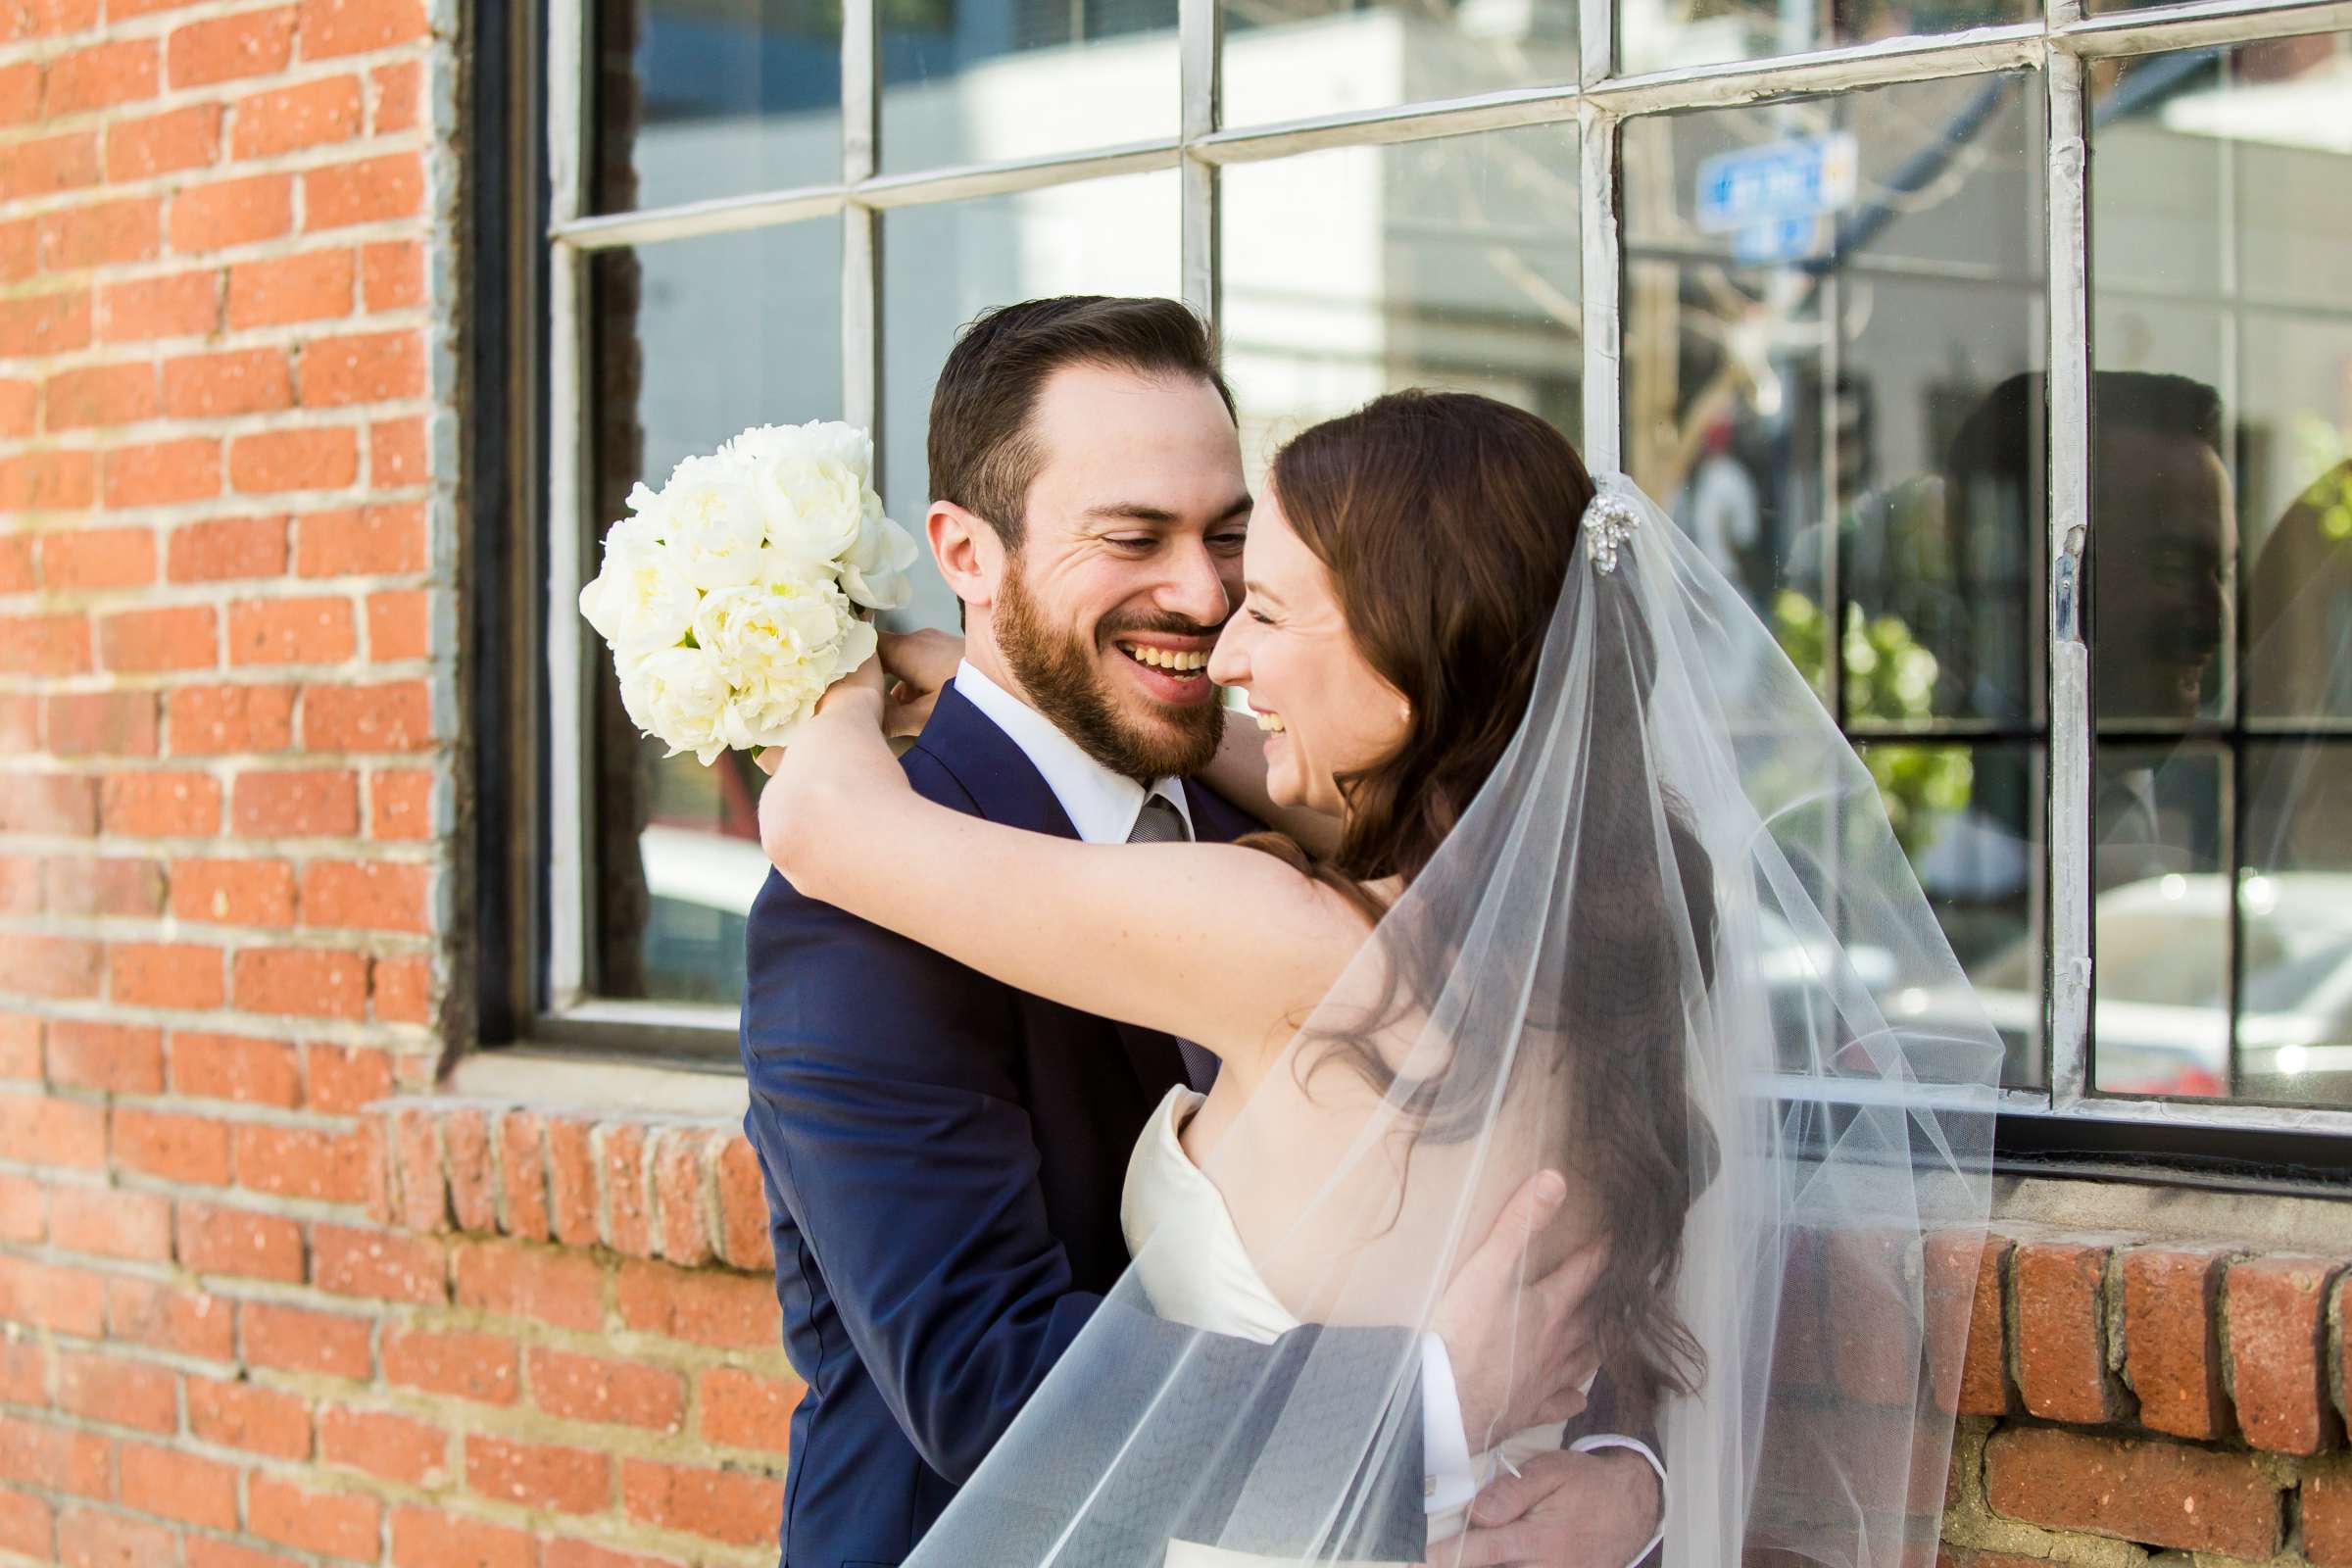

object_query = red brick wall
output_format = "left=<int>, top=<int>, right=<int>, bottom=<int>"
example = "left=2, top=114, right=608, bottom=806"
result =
left=0, top=2, right=790, bottom=1563
left=1938, top=1235, right=2352, bottom=1568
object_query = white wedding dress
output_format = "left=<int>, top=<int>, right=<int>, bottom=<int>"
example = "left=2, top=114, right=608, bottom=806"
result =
left=1122, top=1086, right=1567, bottom=1567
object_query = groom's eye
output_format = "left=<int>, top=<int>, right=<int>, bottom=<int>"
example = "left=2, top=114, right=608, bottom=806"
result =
left=1105, top=536, right=1155, bottom=552
left=1209, top=531, right=1248, bottom=554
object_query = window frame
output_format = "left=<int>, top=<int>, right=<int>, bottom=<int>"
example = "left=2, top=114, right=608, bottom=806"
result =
left=497, top=0, right=2352, bottom=1160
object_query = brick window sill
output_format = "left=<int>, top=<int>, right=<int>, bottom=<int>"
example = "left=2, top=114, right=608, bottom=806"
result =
left=364, top=1050, right=767, bottom=1274
left=370, top=1054, right=2352, bottom=1563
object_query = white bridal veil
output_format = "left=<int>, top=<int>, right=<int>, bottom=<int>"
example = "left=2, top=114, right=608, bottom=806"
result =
left=908, top=474, right=2005, bottom=1568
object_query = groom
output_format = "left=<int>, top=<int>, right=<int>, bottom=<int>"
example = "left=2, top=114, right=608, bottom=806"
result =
left=740, top=296, right=1665, bottom=1568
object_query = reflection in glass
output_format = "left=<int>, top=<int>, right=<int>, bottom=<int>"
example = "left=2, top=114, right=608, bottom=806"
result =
left=1619, top=0, right=2028, bottom=80
left=1622, top=75, right=2045, bottom=725
left=2085, top=34, right=2352, bottom=1104
left=587, top=221, right=844, bottom=1003
left=595, top=0, right=843, bottom=213
left=1220, top=127, right=1581, bottom=482
left=880, top=171, right=1181, bottom=628
left=880, top=0, right=1177, bottom=172
left=2091, top=746, right=2227, bottom=1099
left=1624, top=76, right=2045, bottom=1088
left=2241, top=743, right=2352, bottom=1106
left=1220, top=0, right=1575, bottom=130
left=1858, top=744, right=2042, bottom=1088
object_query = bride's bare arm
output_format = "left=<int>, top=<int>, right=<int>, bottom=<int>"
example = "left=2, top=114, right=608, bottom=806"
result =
left=760, top=661, right=1369, bottom=1079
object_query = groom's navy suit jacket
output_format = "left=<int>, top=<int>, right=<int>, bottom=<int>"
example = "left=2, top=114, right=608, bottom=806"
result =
left=739, top=684, right=1430, bottom=1568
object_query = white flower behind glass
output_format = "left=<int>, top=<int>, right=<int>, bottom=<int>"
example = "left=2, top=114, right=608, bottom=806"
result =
left=579, top=420, right=916, bottom=765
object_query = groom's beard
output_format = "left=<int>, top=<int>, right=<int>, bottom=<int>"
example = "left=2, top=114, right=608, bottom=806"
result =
left=997, top=563, right=1224, bottom=785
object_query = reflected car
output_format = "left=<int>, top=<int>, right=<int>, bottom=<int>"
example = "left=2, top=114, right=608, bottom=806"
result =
left=1903, top=872, right=2352, bottom=1103
left=637, top=823, right=773, bottom=1006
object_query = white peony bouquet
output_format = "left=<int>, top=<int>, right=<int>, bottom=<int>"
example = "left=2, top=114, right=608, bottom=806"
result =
left=579, top=420, right=919, bottom=764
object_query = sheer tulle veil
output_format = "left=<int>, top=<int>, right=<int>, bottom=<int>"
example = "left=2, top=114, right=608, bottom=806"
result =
left=906, top=472, right=2005, bottom=1568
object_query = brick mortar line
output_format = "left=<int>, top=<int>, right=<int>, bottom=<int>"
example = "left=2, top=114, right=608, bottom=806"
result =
left=0, top=992, right=434, bottom=1034
left=0, top=393, right=443, bottom=447
left=0, top=906, right=443, bottom=932
left=0, top=210, right=438, bottom=289
left=0, top=4, right=451, bottom=58
left=13, top=1088, right=374, bottom=1133
left=0, top=412, right=432, bottom=449
left=0, top=486, right=438, bottom=528
left=0, top=842, right=444, bottom=867
left=3, top=414, right=440, bottom=456
left=0, top=1005, right=438, bottom=1050
left=0, top=1414, right=789, bottom=1562
left=13, top=1294, right=800, bottom=1394
left=0, top=580, right=446, bottom=618
left=0, top=310, right=432, bottom=369
left=0, top=1000, right=441, bottom=1037
left=0, top=216, right=442, bottom=306
left=0, top=167, right=437, bottom=249
left=0, top=40, right=445, bottom=122
left=0, top=694, right=450, bottom=727
left=0, top=836, right=447, bottom=860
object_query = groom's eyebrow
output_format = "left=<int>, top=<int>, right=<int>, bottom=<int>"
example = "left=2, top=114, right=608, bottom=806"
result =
left=1081, top=495, right=1252, bottom=527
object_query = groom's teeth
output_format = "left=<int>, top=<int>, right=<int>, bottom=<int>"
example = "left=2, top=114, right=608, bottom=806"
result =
left=1122, top=645, right=1209, bottom=672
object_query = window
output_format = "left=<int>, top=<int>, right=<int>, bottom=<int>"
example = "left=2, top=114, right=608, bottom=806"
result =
left=521, top=0, right=2352, bottom=1155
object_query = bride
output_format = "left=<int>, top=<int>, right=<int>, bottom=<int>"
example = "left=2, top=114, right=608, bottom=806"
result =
left=760, top=391, right=2001, bottom=1567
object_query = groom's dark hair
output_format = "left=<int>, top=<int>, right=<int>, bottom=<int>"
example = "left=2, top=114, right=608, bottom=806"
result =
left=929, top=296, right=1237, bottom=549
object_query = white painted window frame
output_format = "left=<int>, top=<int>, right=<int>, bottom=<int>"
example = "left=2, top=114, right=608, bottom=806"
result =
left=533, top=0, right=2352, bottom=1143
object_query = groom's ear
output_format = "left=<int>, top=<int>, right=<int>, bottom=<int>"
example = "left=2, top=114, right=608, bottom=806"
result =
left=929, top=501, right=1003, bottom=612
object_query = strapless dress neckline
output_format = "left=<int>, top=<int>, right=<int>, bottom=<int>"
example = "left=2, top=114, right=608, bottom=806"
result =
left=1120, top=1085, right=1567, bottom=1561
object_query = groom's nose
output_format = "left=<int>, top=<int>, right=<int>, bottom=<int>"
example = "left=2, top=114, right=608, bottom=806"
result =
left=1152, top=536, right=1233, bottom=627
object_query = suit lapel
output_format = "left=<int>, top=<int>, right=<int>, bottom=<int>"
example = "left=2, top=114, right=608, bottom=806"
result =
left=910, top=685, right=1191, bottom=1097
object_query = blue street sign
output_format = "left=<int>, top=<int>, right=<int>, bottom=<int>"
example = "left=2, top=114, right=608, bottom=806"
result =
left=1732, top=213, right=1827, bottom=266
left=1696, top=131, right=1860, bottom=237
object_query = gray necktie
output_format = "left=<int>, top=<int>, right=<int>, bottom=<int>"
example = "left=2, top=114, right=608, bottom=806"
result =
left=1126, top=795, right=1220, bottom=1091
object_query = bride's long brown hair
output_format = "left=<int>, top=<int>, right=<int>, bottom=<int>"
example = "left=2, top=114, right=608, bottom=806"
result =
left=1244, top=390, right=1719, bottom=1410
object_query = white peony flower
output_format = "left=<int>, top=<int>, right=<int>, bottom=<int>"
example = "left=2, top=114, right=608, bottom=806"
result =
left=840, top=512, right=920, bottom=611
left=580, top=513, right=697, bottom=654
left=662, top=454, right=771, bottom=590
left=618, top=645, right=734, bottom=764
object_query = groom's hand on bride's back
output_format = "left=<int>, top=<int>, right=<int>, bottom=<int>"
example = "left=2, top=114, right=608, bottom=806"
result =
left=1446, top=1448, right=1663, bottom=1568
left=877, top=628, right=963, bottom=737
left=1434, top=1170, right=1606, bottom=1445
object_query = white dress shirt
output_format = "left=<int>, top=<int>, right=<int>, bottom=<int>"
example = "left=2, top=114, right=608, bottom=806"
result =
left=954, top=661, right=1664, bottom=1555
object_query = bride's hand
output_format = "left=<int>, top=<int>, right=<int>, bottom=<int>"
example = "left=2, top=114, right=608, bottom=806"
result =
left=879, top=627, right=963, bottom=738
left=755, top=651, right=893, bottom=776
left=1432, top=1172, right=1606, bottom=1446
left=757, top=652, right=900, bottom=885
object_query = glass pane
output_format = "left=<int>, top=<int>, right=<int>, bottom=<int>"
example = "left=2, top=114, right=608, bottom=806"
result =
left=1861, top=743, right=2043, bottom=1089
left=2089, top=35, right=2352, bottom=1105
left=2240, top=742, right=2352, bottom=1107
left=2091, top=745, right=2227, bottom=1099
left=2093, top=35, right=2352, bottom=731
left=586, top=221, right=844, bottom=1003
left=880, top=0, right=1177, bottom=172
left=1220, top=0, right=1576, bottom=130
left=879, top=171, right=1181, bottom=628
left=2241, top=312, right=2352, bottom=725
left=1621, top=0, right=2028, bottom=79
left=1622, top=75, right=2046, bottom=727
left=1219, top=125, right=1581, bottom=482
left=594, top=0, right=843, bottom=214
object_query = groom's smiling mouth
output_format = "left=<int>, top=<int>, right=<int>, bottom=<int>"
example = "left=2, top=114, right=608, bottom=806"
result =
left=1115, top=640, right=1209, bottom=672
left=1110, top=638, right=1217, bottom=705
